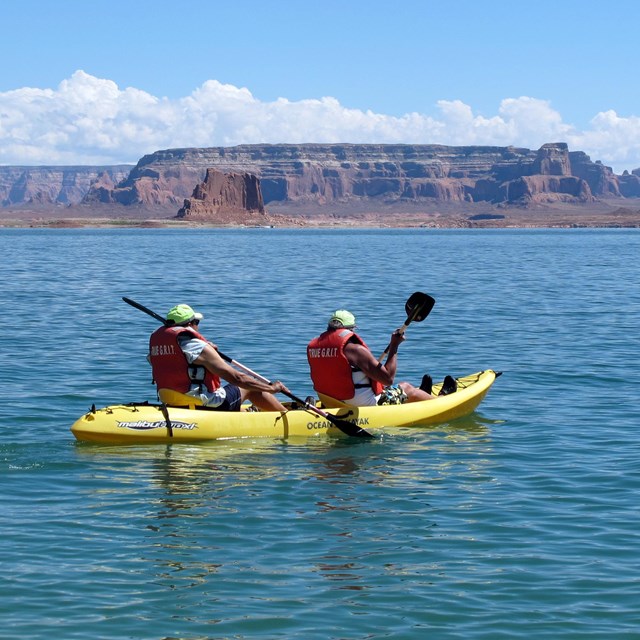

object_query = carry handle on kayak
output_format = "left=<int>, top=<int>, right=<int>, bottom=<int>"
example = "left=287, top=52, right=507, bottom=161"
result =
left=378, top=291, right=435, bottom=362
left=122, top=297, right=374, bottom=439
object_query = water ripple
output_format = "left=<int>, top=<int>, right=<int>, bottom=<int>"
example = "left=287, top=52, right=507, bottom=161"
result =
left=2, top=228, right=640, bottom=639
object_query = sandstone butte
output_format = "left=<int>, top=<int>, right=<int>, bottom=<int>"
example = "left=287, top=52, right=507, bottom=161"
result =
left=1, top=142, right=639, bottom=228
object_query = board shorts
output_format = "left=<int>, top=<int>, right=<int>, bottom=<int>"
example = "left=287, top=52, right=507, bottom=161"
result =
left=214, top=384, right=242, bottom=411
left=192, top=384, right=242, bottom=411
left=377, top=385, right=408, bottom=405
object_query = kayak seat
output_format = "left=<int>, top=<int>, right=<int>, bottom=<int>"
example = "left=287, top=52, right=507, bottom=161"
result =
left=158, top=389, right=259, bottom=412
left=317, top=392, right=350, bottom=409
left=157, top=388, right=203, bottom=410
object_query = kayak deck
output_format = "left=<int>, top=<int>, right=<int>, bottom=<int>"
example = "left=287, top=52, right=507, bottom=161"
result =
left=71, top=370, right=499, bottom=444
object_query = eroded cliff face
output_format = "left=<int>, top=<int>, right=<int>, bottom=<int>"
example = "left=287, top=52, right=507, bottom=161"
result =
left=84, top=142, right=638, bottom=210
left=94, top=143, right=543, bottom=207
left=618, top=169, right=640, bottom=198
left=176, top=169, right=266, bottom=223
left=0, top=166, right=133, bottom=207
left=1, top=144, right=638, bottom=214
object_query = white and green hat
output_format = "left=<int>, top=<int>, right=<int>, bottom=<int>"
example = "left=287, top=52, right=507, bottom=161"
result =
left=166, top=304, right=204, bottom=326
left=330, top=309, right=356, bottom=328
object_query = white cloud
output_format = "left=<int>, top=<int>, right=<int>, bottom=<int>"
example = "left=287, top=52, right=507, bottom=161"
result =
left=0, top=70, right=638, bottom=173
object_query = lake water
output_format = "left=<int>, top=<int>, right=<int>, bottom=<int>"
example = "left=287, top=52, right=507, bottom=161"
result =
left=1, top=227, right=639, bottom=639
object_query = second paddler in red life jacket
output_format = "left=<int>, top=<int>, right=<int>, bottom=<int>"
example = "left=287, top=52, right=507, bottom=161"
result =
left=307, top=309, right=439, bottom=407
left=149, top=304, right=220, bottom=396
left=307, top=309, right=384, bottom=406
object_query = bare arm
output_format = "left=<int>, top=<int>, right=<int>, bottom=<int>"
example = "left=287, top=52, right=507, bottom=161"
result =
left=344, top=331, right=405, bottom=386
left=193, top=343, right=288, bottom=395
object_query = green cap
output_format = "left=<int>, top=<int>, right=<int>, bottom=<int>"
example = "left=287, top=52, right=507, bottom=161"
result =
left=166, top=304, right=204, bottom=326
left=330, top=309, right=356, bottom=328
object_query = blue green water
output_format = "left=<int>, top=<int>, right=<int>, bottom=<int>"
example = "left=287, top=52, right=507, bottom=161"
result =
left=1, top=227, right=639, bottom=639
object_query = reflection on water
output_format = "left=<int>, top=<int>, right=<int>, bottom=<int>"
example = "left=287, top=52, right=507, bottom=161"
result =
left=313, top=560, right=367, bottom=590
left=309, top=456, right=361, bottom=480
left=70, top=419, right=497, bottom=607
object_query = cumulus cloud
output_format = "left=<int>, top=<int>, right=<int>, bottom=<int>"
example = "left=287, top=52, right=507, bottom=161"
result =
left=0, top=70, right=638, bottom=173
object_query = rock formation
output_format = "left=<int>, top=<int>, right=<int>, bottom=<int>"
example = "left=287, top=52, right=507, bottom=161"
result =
left=82, top=142, right=639, bottom=210
left=0, top=166, right=132, bottom=207
left=618, top=169, right=640, bottom=198
left=176, top=169, right=266, bottom=223
left=1, top=144, right=639, bottom=217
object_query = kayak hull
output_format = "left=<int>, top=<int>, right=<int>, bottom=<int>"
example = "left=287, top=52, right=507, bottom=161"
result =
left=71, top=370, right=499, bottom=444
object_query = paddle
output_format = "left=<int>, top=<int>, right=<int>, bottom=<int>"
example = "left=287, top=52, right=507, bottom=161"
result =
left=378, top=291, right=435, bottom=362
left=214, top=351, right=374, bottom=439
left=122, top=297, right=374, bottom=439
left=123, top=296, right=168, bottom=325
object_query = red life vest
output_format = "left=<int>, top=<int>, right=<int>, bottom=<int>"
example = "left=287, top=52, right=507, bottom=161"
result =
left=307, top=329, right=384, bottom=400
left=149, top=325, right=220, bottom=393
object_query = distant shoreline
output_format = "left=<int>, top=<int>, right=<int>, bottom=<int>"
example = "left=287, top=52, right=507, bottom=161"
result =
left=1, top=199, right=639, bottom=229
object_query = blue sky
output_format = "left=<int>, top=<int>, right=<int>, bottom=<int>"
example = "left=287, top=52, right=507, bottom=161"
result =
left=1, top=0, right=638, bottom=173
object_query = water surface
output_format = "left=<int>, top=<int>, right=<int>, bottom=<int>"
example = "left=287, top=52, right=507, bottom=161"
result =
left=1, top=228, right=639, bottom=639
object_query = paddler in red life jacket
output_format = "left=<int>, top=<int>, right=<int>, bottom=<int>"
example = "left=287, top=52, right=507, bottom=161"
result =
left=307, top=309, right=436, bottom=406
left=149, top=304, right=289, bottom=412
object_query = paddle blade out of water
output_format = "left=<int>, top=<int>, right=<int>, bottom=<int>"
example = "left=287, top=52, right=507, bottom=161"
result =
left=379, top=291, right=436, bottom=361
left=405, top=291, right=435, bottom=323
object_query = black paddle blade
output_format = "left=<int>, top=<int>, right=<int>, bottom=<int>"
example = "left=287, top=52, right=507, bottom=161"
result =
left=405, top=291, right=435, bottom=323
left=288, top=392, right=376, bottom=439
left=327, top=414, right=376, bottom=439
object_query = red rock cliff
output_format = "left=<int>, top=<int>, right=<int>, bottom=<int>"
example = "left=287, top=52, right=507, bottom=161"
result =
left=2, top=144, right=639, bottom=214
left=88, top=143, right=637, bottom=210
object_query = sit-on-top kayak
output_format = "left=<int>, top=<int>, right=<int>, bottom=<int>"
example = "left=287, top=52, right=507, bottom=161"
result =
left=70, top=370, right=499, bottom=444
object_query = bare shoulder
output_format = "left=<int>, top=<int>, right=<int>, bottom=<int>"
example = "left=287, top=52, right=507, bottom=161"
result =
left=344, top=341, right=375, bottom=365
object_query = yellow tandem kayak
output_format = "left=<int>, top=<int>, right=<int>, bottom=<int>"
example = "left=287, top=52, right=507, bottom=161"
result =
left=71, top=370, right=500, bottom=444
